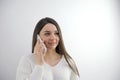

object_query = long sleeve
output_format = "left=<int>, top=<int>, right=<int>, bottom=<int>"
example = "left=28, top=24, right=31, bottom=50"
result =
left=16, top=55, right=44, bottom=80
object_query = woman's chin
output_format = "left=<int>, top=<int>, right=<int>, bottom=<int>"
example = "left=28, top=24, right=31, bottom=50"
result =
left=47, top=46, right=57, bottom=50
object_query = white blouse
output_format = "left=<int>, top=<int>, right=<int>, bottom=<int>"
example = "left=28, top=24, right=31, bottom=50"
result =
left=16, top=54, right=79, bottom=80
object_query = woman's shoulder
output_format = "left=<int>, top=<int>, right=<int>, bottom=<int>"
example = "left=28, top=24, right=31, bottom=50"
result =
left=19, top=54, right=35, bottom=63
left=61, top=55, right=70, bottom=66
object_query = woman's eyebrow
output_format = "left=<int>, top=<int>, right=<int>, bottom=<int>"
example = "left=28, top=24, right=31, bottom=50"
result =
left=55, top=31, right=58, bottom=33
left=44, top=30, right=58, bottom=33
left=43, top=31, right=50, bottom=33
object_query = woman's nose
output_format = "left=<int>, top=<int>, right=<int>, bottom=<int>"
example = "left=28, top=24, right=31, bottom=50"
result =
left=49, top=34, right=55, bottom=40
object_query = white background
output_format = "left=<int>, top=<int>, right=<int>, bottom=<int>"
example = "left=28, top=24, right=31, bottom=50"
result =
left=0, top=0, right=119, bottom=80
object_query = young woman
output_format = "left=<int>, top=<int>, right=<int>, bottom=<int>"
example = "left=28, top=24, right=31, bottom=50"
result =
left=16, top=17, right=80, bottom=80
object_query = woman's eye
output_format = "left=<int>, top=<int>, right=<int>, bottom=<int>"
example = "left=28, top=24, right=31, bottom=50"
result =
left=45, top=33, right=50, bottom=36
left=44, top=32, right=59, bottom=36
left=55, top=32, right=59, bottom=35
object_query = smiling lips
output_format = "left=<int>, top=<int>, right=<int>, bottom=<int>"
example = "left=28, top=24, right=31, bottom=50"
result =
left=48, top=42, right=57, bottom=46
left=49, top=43, right=56, bottom=45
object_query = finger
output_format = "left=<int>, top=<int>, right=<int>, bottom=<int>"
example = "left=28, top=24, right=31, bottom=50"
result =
left=34, top=40, right=45, bottom=55
left=34, top=46, right=44, bottom=55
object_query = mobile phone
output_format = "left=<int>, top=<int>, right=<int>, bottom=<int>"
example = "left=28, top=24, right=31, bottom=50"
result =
left=37, top=34, right=47, bottom=54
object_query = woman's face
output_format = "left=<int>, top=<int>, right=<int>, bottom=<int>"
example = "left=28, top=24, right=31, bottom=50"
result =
left=39, top=23, right=60, bottom=50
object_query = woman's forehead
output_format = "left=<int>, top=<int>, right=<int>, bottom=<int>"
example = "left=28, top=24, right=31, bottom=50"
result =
left=42, top=23, right=58, bottom=32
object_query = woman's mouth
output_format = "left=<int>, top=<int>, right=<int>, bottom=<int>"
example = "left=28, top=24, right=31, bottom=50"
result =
left=48, top=42, right=57, bottom=46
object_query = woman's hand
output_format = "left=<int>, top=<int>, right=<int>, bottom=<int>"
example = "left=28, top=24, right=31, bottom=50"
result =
left=34, top=39, right=45, bottom=65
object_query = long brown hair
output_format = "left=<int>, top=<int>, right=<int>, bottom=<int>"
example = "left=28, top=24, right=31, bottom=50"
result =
left=32, top=17, right=79, bottom=76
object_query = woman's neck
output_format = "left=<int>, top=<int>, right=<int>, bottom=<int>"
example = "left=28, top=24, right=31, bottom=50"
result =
left=44, top=50, right=62, bottom=66
left=45, top=49, right=61, bottom=60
